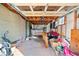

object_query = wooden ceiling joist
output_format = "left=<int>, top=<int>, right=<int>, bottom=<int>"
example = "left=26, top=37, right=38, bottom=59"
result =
left=3, top=3, right=79, bottom=25
left=44, top=4, right=48, bottom=12
left=26, top=16, right=58, bottom=25
left=15, top=3, right=79, bottom=6
left=21, top=11, right=67, bottom=16
left=14, top=3, right=79, bottom=17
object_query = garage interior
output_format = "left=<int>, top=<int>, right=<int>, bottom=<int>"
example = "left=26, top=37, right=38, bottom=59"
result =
left=0, top=3, right=79, bottom=56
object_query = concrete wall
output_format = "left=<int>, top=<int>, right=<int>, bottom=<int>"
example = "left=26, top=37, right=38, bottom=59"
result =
left=0, top=4, right=26, bottom=43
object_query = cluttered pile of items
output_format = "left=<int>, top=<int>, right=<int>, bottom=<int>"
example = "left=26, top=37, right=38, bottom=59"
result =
left=49, top=36, right=76, bottom=56
left=47, top=28, right=77, bottom=56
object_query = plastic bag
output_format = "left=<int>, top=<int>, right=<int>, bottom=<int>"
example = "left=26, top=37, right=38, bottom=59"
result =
left=63, top=46, right=76, bottom=56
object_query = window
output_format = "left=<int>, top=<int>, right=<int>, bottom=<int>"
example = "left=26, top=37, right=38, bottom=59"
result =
left=58, top=17, right=64, bottom=25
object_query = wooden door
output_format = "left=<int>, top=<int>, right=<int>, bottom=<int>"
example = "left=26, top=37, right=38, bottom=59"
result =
left=71, top=29, right=79, bottom=54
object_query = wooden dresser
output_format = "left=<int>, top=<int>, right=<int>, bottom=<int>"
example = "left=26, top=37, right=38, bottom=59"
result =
left=70, top=29, right=79, bottom=54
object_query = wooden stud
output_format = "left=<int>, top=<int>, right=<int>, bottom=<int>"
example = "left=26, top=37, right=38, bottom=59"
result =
left=74, top=10, right=77, bottom=29
left=64, top=16, right=67, bottom=36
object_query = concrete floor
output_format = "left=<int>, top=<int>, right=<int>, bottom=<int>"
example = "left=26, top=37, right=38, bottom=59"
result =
left=12, top=36, right=56, bottom=56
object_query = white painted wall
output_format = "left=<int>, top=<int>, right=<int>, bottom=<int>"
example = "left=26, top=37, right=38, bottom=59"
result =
left=0, top=5, right=26, bottom=43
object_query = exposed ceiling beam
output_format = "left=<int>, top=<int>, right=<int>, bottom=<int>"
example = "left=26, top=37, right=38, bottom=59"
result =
left=22, top=13, right=65, bottom=16
left=15, top=3, right=79, bottom=6
left=48, top=3, right=79, bottom=6
left=13, top=3, right=79, bottom=18
left=67, top=6, right=79, bottom=14
left=46, top=11, right=67, bottom=13
left=21, top=11, right=67, bottom=16
left=57, top=6, right=65, bottom=12
left=44, top=4, right=48, bottom=12
left=15, top=3, right=46, bottom=6
left=29, top=5, right=33, bottom=12
left=21, top=11, right=67, bottom=13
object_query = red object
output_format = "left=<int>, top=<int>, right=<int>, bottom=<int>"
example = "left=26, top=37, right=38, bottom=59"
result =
left=47, top=31, right=59, bottom=36
left=57, top=38, right=62, bottom=42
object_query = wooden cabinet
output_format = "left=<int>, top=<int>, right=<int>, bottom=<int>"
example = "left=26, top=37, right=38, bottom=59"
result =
left=70, top=29, right=79, bottom=54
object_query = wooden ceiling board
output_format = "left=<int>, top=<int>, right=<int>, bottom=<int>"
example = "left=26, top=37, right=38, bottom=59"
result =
left=26, top=16, right=58, bottom=25
left=47, top=6, right=61, bottom=11
left=18, top=6, right=31, bottom=11
left=33, top=6, right=45, bottom=11
left=60, top=6, right=77, bottom=11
